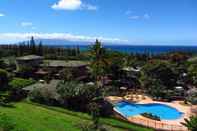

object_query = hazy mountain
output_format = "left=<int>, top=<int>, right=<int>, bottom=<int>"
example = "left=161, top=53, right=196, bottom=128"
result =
left=34, top=39, right=118, bottom=46
left=7, top=39, right=119, bottom=46
left=35, top=39, right=92, bottom=46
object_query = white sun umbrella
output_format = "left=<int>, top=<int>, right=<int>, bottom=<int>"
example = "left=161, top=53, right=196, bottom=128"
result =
left=175, top=86, right=184, bottom=91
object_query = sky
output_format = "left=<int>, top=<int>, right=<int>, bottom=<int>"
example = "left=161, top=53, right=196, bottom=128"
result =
left=0, top=0, right=197, bottom=45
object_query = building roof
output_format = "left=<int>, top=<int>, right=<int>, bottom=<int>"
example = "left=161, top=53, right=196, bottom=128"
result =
left=188, top=56, right=197, bottom=62
left=34, top=69, right=48, bottom=75
left=16, top=55, right=43, bottom=61
left=43, top=60, right=88, bottom=68
left=23, top=80, right=60, bottom=91
left=122, top=67, right=141, bottom=72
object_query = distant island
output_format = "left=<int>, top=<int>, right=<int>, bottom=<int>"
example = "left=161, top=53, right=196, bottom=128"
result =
left=1, top=38, right=197, bottom=54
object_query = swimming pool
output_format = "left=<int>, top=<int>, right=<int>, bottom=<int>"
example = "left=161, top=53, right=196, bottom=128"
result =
left=115, top=101, right=183, bottom=120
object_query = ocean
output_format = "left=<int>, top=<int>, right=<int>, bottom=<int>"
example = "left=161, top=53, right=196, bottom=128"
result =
left=58, top=45, right=197, bottom=54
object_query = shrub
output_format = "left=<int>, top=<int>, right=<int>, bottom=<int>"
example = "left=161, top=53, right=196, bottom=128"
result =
left=56, top=81, right=99, bottom=111
left=29, top=80, right=113, bottom=116
left=0, top=113, right=15, bottom=131
left=0, top=92, right=12, bottom=107
left=0, top=69, right=8, bottom=90
left=29, top=87, right=60, bottom=106
left=78, top=121, right=108, bottom=131
left=78, top=122, right=95, bottom=131
left=141, top=113, right=161, bottom=121
left=186, top=88, right=197, bottom=105
left=188, top=64, right=197, bottom=85
left=9, top=77, right=35, bottom=89
left=181, top=116, right=197, bottom=131
left=8, top=78, right=35, bottom=101
left=142, top=60, right=178, bottom=89
left=0, top=59, right=7, bottom=69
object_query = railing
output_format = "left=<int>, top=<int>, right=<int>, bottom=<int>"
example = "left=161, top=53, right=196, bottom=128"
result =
left=114, top=109, right=188, bottom=131
left=191, top=106, right=197, bottom=115
left=128, top=117, right=187, bottom=131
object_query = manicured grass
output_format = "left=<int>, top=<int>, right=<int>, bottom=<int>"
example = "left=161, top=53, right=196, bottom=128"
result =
left=0, top=102, right=153, bottom=131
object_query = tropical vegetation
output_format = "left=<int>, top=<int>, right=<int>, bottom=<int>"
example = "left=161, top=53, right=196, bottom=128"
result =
left=181, top=116, right=197, bottom=131
left=0, top=38, right=197, bottom=130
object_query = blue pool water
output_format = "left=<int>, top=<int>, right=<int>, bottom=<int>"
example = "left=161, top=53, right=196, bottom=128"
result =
left=115, top=101, right=183, bottom=120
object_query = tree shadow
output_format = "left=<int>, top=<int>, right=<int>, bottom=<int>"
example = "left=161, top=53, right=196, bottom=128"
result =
left=0, top=103, right=16, bottom=108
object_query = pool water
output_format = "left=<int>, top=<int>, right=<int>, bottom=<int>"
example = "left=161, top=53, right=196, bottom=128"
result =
left=115, top=101, right=183, bottom=120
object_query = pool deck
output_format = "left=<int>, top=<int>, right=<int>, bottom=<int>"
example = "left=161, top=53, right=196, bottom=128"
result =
left=139, top=98, right=191, bottom=125
left=106, top=95, right=192, bottom=130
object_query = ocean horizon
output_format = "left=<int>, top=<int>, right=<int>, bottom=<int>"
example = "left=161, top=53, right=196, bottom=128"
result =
left=48, top=44, right=197, bottom=54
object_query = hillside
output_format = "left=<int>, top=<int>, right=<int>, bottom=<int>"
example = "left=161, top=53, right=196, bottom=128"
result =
left=0, top=102, right=153, bottom=131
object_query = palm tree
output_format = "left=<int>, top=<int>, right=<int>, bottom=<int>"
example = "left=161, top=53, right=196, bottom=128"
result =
left=60, top=68, right=73, bottom=83
left=90, top=39, right=109, bottom=88
left=88, top=102, right=100, bottom=129
left=181, top=116, right=197, bottom=131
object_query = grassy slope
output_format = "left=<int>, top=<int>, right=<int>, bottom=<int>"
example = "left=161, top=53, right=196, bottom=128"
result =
left=0, top=102, right=153, bottom=131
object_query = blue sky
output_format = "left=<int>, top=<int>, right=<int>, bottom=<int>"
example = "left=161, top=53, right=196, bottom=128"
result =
left=0, top=0, right=197, bottom=45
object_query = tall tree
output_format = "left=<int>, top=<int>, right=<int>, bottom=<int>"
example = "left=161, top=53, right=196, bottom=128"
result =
left=60, top=68, right=73, bottom=83
left=37, top=41, right=43, bottom=56
left=30, top=36, right=36, bottom=54
left=88, top=102, right=100, bottom=129
left=90, top=39, right=108, bottom=88
left=76, top=46, right=80, bottom=56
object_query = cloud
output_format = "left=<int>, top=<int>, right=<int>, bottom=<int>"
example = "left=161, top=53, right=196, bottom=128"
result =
left=31, top=27, right=37, bottom=30
left=20, top=22, right=37, bottom=30
left=128, top=13, right=150, bottom=20
left=21, top=22, right=33, bottom=27
left=52, top=0, right=97, bottom=11
left=52, top=0, right=81, bottom=10
left=129, top=15, right=140, bottom=20
left=143, top=14, right=150, bottom=19
left=0, top=33, right=128, bottom=43
left=83, top=4, right=97, bottom=10
left=125, top=10, right=133, bottom=15
left=0, top=13, right=5, bottom=17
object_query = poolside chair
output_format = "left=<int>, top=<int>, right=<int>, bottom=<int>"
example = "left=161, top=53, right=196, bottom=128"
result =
left=142, top=95, right=146, bottom=100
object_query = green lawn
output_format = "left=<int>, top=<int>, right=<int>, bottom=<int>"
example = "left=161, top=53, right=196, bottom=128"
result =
left=0, top=102, right=153, bottom=131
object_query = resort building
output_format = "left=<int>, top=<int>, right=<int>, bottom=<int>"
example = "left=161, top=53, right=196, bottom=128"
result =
left=16, top=55, right=43, bottom=71
left=41, top=60, right=89, bottom=80
left=15, top=55, right=89, bottom=80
